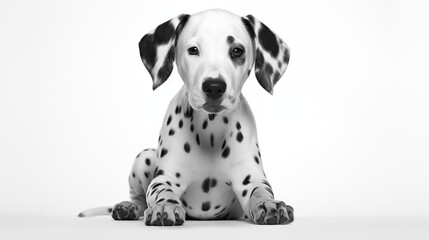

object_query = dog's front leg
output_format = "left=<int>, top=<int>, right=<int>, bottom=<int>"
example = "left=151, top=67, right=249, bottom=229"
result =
left=229, top=156, right=294, bottom=225
left=143, top=173, right=186, bottom=226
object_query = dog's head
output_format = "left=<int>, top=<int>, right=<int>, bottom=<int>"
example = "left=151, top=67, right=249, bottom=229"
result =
left=139, top=9, right=290, bottom=113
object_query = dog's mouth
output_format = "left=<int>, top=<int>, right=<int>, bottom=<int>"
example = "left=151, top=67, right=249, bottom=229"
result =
left=202, top=103, right=225, bottom=113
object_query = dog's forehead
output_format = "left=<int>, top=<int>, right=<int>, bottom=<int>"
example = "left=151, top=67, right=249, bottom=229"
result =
left=181, top=10, right=249, bottom=43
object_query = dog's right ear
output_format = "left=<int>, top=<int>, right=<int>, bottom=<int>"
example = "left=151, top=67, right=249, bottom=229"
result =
left=139, top=14, right=190, bottom=90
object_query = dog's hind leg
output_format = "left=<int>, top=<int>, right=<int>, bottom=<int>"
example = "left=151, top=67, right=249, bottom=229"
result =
left=111, top=148, right=157, bottom=220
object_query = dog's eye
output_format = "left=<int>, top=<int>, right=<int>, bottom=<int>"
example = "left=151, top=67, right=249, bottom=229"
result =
left=188, top=47, right=199, bottom=56
left=231, top=48, right=244, bottom=58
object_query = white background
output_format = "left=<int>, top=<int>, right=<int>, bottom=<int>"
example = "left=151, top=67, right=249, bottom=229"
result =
left=1, top=0, right=429, bottom=238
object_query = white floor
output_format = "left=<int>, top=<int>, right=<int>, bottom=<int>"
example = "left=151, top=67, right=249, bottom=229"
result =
left=1, top=214, right=428, bottom=240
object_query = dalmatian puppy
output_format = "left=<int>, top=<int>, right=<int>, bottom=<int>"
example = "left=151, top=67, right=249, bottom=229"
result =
left=79, top=9, right=293, bottom=226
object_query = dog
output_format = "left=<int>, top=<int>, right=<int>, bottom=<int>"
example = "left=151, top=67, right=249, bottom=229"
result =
left=79, top=9, right=294, bottom=226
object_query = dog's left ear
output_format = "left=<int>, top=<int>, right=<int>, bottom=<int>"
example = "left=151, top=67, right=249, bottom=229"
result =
left=242, top=15, right=290, bottom=94
left=139, top=14, right=190, bottom=90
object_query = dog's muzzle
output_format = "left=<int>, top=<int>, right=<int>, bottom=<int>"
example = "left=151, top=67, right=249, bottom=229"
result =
left=202, top=78, right=226, bottom=113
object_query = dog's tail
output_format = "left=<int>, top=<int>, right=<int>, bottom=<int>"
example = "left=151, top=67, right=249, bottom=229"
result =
left=78, top=207, right=112, bottom=217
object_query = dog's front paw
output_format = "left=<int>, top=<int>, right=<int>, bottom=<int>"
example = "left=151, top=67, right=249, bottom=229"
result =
left=143, top=203, right=185, bottom=226
left=249, top=200, right=294, bottom=225
left=111, top=201, right=143, bottom=220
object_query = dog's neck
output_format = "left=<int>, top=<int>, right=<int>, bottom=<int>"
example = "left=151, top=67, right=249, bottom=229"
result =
left=177, top=87, right=246, bottom=136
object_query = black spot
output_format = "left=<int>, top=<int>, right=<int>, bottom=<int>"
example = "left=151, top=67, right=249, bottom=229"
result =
left=139, top=34, right=157, bottom=70
left=201, top=177, right=217, bottom=193
left=236, top=132, right=243, bottom=142
left=247, top=69, right=251, bottom=76
left=145, top=158, right=151, bottom=166
left=157, top=46, right=175, bottom=83
left=144, top=171, right=150, bottom=178
left=184, top=106, right=194, bottom=118
left=190, top=124, right=194, bottom=132
left=166, top=181, right=171, bottom=186
left=215, top=205, right=221, bottom=209
left=178, top=119, right=183, bottom=128
left=227, top=35, right=235, bottom=44
left=132, top=172, right=136, bottom=178
left=175, top=183, right=180, bottom=187
left=210, top=134, right=214, bottom=147
left=278, top=61, right=282, bottom=68
left=167, top=199, right=179, bottom=204
left=242, top=17, right=256, bottom=39
left=208, top=114, right=216, bottom=121
left=258, top=22, right=279, bottom=58
left=174, top=14, right=190, bottom=46
left=167, top=115, right=172, bottom=126
left=175, top=105, right=182, bottom=114
left=139, top=180, right=142, bottom=184
left=212, top=179, right=218, bottom=188
left=283, top=48, right=290, bottom=64
left=202, top=178, right=210, bottom=193
left=202, top=120, right=208, bottom=129
left=169, top=129, right=175, bottom=136
left=160, top=148, right=168, bottom=158
left=222, top=146, right=230, bottom=158
left=256, top=72, right=272, bottom=93
left=265, top=63, right=273, bottom=77
left=273, top=71, right=281, bottom=85
left=221, top=139, right=226, bottom=149
left=202, top=202, right=211, bottom=211
left=254, top=156, right=260, bottom=164
left=246, top=15, right=255, bottom=25
left=184, top=143, right=190, bottom=153
left=223, top=117, right=228, bottom=124
left=255, top=49, right=264, bottom=70
left=196, top=134, right=200, bottom=145
left=236, top=122, right=241, bottom=130
left=181, top=199, right=188, bottom=207
left=154, top=19, right=176, bottom=44
left=255, top=49, right=273, bottom=93
left=176, top=172, right=181, bottom=178
left=258, top=151, right=261, bottom=157
left=243, top=175, right=251, bottom=185
left=158, top=135, right=161, bottom=143
left=156, top=198, right=165, bottom=204
left=136, top=153, right=141, bottom=158
left=242, top=189, right=248, bottom=197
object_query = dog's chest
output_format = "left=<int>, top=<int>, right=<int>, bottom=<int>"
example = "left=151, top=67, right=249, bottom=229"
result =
left=176, top=114, right=244, bottom=219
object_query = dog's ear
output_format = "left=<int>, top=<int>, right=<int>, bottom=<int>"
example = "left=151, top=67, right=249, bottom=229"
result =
left=242, top=15, right=290, bottom=94
left=139, top=14, right=190, bottom=90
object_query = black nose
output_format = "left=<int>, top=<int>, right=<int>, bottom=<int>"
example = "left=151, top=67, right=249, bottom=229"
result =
left=202, top=78, right=227, bottom=100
